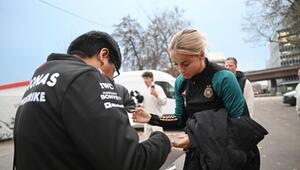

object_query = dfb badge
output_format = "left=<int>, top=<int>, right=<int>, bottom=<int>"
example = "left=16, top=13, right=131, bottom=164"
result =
left=204, top=85, right=213, bottom=99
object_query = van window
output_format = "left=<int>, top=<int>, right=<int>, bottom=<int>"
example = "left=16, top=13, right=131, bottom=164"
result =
left=154, top=81, right=174, bottom=99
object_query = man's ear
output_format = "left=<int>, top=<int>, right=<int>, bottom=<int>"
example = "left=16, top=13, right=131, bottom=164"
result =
left=98, top=48, right=109, bottom=61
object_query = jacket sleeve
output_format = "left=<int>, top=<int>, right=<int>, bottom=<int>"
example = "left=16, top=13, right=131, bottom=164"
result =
left=174, top=74, right=185, bottom=119
left=155, top=85, right=167, bottom=106
left=115, top=84, right=136, bottom=113
left=296, top=84, right=300, bottom=113
left=60, top=71, right=170, bottom=170
left=243, top=80, right=254, bottom=116
left=212, top=70, right=244, bottom=118
left=122, top=87, right=136, bottom=113
left=148, top=113, right=186, bottom=130
left=148, top=75, right=187, bottom=130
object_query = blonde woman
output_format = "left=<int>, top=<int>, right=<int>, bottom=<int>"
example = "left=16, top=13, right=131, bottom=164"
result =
left=133, top=29, right=261, bottom=170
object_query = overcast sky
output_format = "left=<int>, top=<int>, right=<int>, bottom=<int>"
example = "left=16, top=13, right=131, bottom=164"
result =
left=0, top=0, right=270, bottom=84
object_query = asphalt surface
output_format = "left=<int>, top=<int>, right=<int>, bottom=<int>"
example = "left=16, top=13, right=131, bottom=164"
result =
left=0, top=139, right=13, bottom=170
left=1, top=96, right=300, bottom=170
left=254, top=96, right=300, bottom=170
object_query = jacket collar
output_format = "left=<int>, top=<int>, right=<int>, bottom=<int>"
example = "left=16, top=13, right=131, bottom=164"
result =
left=47, top=53, right=86, bottom=64
left=235, top=70, right=245, bottom=79
left=190, top=57, right=209, bottom=82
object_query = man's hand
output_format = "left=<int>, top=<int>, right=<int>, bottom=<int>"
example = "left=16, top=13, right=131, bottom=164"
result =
left=132, top=107, right=151, bottom=123
left=150, top=86, right=158, bottom=97
left=172, top=134, right=191, bottom=149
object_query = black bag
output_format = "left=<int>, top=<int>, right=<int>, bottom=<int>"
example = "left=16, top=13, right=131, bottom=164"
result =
left=230, top=116, right=268, bottom=151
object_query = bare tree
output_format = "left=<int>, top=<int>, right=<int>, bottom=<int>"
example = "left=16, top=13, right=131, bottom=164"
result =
left=112, top=15, right=146, bottom=70
left=113, top=7, right=190, bottom=73
left=146, top=7, right=190, bottom=71
left=242, top=0, right=300, bottom=45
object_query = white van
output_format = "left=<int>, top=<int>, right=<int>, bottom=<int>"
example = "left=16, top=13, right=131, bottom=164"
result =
left=0, top=81, right=29, bottom=140
left=114, top=70, right=176, bottom=127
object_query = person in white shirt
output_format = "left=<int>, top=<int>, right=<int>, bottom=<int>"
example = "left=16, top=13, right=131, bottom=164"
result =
left=225, top=57, right=255, bottom=117
left=295, top=69, right=300, bottom=116
left=141, top=71, right=167, bottom=138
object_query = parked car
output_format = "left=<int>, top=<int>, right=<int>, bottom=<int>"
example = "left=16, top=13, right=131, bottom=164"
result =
left=283, top=90, right=296, bottom=106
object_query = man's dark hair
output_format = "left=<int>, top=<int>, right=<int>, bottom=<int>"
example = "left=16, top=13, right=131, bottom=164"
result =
left=226, top=57, right=237, bottom=66
left=67, top=31, right=122, bottom=71
left=142, top=71, right=154, bottom=79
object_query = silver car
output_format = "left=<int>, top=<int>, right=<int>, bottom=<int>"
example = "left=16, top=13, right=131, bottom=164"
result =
left=283, top=90, right=296, bottom=106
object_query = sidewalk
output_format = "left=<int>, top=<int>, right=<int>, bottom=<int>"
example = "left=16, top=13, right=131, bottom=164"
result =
left=137, top=129, right=186, bottom=170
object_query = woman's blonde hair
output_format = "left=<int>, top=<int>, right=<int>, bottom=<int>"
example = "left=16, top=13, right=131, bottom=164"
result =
left=168, top=28, right=206, bottom=56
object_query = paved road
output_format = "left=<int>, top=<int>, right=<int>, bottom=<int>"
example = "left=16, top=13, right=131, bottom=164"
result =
left=254, top=96, right=300, bottom=170
left=0, top=139, right=13, bottom=170
left=168, top=96, right=300, bottom=170
left=1, top=96, right=300, bottom=170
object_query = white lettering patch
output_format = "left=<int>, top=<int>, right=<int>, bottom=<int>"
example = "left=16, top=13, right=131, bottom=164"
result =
left=103, top=102, right=124, bottom=109
left=28, top=72, right=60, bottom=90
left=21, top=92, right=46, bottom=105
left=100, top=94, right=121, bottom=100
left=99, top=83, right=114, bottom=90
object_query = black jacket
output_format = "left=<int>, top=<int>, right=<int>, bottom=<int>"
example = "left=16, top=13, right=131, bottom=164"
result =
left=14, top=53, right=170, bottom=170
left=185, top=108, right=267, bottom=170
left=236, top=71, right=247, bottom=93
left=115, top=83, right=136, bottom=113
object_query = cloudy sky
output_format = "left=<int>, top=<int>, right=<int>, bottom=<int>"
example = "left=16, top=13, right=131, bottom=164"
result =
left=0, top=0, right=270, bottom=84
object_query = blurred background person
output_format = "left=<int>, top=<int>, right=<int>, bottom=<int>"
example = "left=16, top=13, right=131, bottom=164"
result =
left=141, top=71, right=167, bottom=138
left=225, top=57, right=255, bottom=116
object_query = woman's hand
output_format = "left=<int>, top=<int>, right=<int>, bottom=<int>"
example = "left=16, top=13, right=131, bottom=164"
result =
left=132, top=107, right=151, bottom=123
left=172, top=134, right=191, bottom=149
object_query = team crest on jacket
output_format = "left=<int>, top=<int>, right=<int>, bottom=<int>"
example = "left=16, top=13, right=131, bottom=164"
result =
left=204, top=85, right=213, bottom=98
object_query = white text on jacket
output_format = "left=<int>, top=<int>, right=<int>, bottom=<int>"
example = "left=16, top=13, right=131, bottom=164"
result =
left=28, top=73, right=60, bottom=90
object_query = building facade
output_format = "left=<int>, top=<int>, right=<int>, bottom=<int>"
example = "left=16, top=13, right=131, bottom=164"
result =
left=267, top=2, right=300, bottom=92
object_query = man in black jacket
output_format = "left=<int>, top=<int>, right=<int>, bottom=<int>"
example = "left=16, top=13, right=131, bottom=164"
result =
left=225, top=57, right=255, bottom=116
left=14, top=31, right=170, bottom=170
